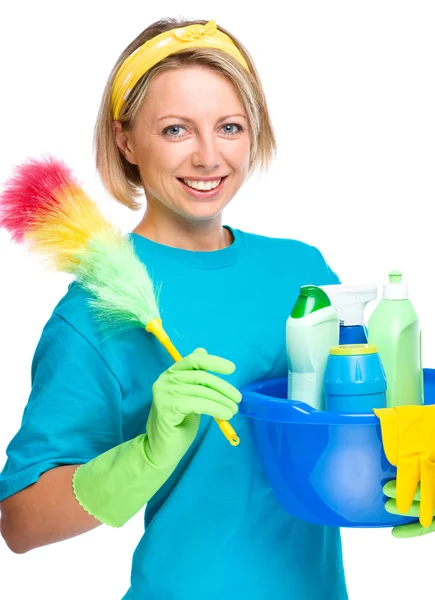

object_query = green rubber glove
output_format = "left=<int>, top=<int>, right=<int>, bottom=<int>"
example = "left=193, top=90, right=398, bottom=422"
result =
left=73, top=348, right=241, bottom=527
left=145, top=347, right=241, bottom=468
left=384, top=480, right=435, bottom=538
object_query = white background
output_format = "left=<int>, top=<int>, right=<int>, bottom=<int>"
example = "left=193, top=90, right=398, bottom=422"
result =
left=0, top=1, right=434, bottom=598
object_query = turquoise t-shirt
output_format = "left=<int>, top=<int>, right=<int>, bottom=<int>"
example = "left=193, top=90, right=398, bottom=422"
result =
left=0, top=227, right=347, bottom=599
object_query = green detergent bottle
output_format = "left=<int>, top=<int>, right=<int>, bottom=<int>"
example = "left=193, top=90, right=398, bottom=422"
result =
left=368, top=271, right=423, bottom=407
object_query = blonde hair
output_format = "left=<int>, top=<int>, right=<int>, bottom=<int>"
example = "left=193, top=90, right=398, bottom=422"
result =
left=94, top=18, right=277, bottom=210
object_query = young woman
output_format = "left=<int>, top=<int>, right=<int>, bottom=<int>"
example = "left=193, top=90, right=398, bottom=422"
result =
left=0, top=18, right=347, bottom=599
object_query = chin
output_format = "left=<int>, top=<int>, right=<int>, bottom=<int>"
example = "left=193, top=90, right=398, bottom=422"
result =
left=179, top=201, right=228, bottom=222
left=186, top=208, right=226, bottom=222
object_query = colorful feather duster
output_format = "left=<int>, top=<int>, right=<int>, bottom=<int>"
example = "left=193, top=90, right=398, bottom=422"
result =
left=0, top=156, right=239, bottom=446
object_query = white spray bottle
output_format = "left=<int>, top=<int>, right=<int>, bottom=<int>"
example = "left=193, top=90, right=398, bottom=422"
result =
left=320, top=284, right=378, bottom=345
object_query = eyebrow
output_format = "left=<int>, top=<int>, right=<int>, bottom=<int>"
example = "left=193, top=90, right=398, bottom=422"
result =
left=157, top=113, right=248, bottom=122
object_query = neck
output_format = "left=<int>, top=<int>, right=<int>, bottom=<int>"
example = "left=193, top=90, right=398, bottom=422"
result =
left=133, top=208, right=232, bottom=251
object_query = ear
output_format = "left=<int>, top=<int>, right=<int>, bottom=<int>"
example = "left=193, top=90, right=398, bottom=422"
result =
left=112, top=121, right=138, bottom=165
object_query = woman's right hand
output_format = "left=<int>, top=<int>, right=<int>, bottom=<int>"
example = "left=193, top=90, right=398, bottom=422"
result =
left=145, top=348, right=242, bottom=468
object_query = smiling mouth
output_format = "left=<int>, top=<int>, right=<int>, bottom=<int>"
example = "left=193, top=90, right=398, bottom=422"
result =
left=176, top=176, right=229, bottom=199
left=177, top=176, right=228, bottom=191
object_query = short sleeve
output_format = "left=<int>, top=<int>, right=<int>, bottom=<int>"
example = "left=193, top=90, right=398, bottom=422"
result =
left=310, top=246, right=341, bottom=285
left=0, top=313, right=123, bottom=501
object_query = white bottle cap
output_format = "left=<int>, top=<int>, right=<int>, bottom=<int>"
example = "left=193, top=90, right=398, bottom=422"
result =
left=320, top=284, right=378, bottom=326
left=383, top=271, right=408, bottom=299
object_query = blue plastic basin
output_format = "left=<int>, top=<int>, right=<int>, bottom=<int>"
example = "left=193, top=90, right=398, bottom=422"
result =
left=239, top=368, right=435, bottom=528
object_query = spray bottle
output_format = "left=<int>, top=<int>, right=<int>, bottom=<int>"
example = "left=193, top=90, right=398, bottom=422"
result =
left=368, top=271, right=423, bottom=407
left=320, top=284, right=378, bottom=344
left=286, top=285, right=339, bottom=410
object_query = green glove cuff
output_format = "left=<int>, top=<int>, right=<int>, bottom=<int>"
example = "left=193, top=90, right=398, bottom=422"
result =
left=72, top=434, right=177, bottom=527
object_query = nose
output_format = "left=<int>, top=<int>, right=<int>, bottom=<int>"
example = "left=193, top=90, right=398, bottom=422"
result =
left=191, top=132, right=221, bottom=171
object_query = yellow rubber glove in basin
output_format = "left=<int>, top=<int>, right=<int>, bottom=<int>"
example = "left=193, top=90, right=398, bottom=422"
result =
left=374, top=404, right=435, bottom=530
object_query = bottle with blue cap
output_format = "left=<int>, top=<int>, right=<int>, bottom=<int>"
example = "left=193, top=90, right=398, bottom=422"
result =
left=368, top=271, right=423, bottom=407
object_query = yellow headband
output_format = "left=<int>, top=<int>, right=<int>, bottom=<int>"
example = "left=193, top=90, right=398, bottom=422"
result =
left=111, top=20, right=250, bottom=120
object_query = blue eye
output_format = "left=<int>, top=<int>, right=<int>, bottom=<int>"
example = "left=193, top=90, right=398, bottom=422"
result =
left=222, top=123, right=243, bottom=134
left=163, top=123, right=244, bottom=138
left=163, top=125, right=186, bottom=137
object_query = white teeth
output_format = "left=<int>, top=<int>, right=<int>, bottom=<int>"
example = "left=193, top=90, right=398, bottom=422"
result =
left=182, top=178, right=222, bottom=191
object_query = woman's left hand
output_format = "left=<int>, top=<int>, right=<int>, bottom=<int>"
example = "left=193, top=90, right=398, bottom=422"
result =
left=374, top=404, right=435, bottom=532
left=383, top=480, right=435, bottom=537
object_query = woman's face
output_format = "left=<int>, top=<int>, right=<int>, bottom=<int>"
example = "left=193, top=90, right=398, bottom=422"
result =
left=119, top=66, right=251, bottom=222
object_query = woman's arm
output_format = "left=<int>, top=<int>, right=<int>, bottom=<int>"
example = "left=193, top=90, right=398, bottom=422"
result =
left=0, top=465, right=100, bottom=554
left=0, top=312, right=125, bottom=555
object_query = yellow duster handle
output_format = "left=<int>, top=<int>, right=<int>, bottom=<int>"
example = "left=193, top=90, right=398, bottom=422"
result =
left=146, top=318, right=240, bottom=447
